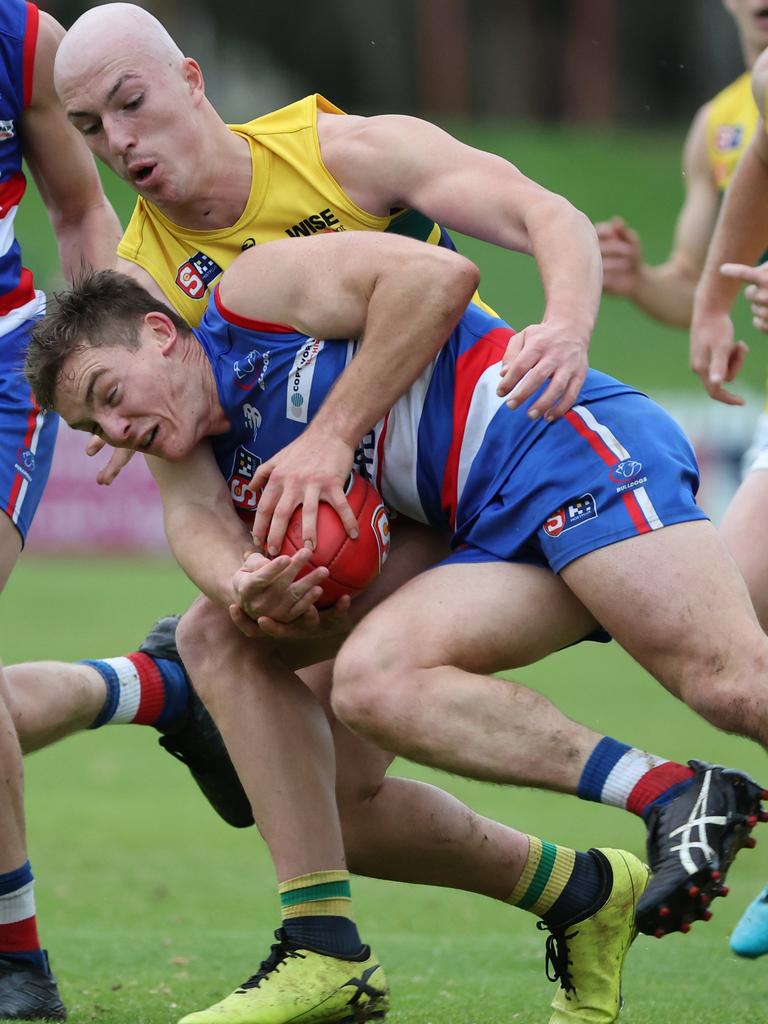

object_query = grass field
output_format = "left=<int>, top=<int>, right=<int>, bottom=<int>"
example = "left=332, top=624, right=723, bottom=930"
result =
left=4, top=556, right=767, bottom=1024
left=7, top=122, right=768, bottom=1021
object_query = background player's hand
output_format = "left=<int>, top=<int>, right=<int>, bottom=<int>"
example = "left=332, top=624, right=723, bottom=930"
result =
left=249, top=432, right=357, bottom=555
left=85, top=435, right=136, bottom=485
left=722, top=261, right=768, bottom=333
left=595, top=216, right=643, bottom=297
left=497, top=320, right=588, bottom=420
left=231, top=548, right=329, bottom=627
left=690, top=299, right=748, bottom=406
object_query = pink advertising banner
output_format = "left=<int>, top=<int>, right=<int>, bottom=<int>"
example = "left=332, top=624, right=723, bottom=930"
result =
left=25, top=423, right=167, bottom=553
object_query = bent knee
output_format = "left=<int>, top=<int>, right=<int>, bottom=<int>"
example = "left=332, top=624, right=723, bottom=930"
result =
left=176, top=598, right=239, bottom=689
left=332, top=638, right=410, bottom=736
left=682, top=672, right=767, bottom=740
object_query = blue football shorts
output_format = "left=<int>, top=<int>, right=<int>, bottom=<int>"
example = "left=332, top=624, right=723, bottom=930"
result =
left=444, top=390, right=708, bottom=575
left=0, top=315, right=58, bottom=543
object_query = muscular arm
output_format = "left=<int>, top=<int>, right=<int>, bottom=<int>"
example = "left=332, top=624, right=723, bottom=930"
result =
left=690, top=54, right=768, bottom=402
left=598, top=104, right=719, bottom=327
left=148, top=442, right=253, bottom=607
left=219, top=231, right=480, bottom=551
left=23, top=12, right=122, bottom=277
left=320, top=112, right=600, bottom=417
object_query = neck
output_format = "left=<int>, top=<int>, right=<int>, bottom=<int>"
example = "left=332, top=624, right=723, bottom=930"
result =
left=193, top=342, right=230, bottom=435
left=157, top=112, right=253, bottom=230
left=740, top=34, right=764, bottom=70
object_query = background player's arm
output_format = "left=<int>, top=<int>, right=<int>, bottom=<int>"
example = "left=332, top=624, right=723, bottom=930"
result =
left=22, top=12, right=121, bottom=278
left=320, top=112, right=600, bottom=419
left=597, top=104, right=719, bottom=327
left=219, top=232, right=479, bottom=554
left=691, top=53, right=768, bottom=403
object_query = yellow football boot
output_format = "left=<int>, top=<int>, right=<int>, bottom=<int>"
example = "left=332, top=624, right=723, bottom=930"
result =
left=178, top=929, right=388, bottom=1024
left=543, top=848, right=649, bottom=1023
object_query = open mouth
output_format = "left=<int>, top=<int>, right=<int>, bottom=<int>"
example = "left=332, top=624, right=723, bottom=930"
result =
left=131, top=163, right=156, bottom=186
left=140, top=425, right=158, bottom=451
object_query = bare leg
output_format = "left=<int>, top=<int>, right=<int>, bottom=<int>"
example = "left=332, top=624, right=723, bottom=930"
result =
left=179, top=530, right=611, bottom=895
left=334, top=722, right=533, bottom=899
left=561, top=522, right=768, bottom=746
left=333, top=522, right=768, bottom=772
left=0, top=514, right=27, bottom=873
left=332, top=560, right=605, bottom=783
left=5, top=661, right=105, bottom=752
left=720, top=469, right=768, bottom=631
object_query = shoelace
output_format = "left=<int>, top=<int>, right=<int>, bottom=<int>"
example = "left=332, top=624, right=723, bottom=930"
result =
left=238, top=931, right=306, bottom=991
left=537, top=921, right=577, bottom=995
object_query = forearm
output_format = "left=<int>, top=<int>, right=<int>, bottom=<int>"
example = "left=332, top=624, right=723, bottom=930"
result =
left=310, top=252, right=478, bottom=447
left=52, top=198, right=123, bottom=279
left=527, top=196, right=602, bottom=334
left=164, top=503, right=252, bottom=608
left=628, top=263, right=697, bottom=328
left=695, top=145, right=768, bottom=317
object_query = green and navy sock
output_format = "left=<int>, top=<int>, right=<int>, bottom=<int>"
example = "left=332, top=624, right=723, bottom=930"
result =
left=279, top=870, right=363, bottom=957
left=506, top=836, right=609, bottom=929
left=0, top=861, right=47, bottom=973
left=82, top=654, right=189, bottom=730
left=578, top=737, right=695, bottom=820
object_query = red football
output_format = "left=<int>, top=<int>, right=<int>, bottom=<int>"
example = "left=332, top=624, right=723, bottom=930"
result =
left=280, top=473, right=390, bottom=607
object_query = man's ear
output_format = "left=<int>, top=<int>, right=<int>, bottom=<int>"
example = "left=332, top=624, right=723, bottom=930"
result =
left=182, top=57, right=205, bottom=105
left=145, top=311, right=178, bottom=355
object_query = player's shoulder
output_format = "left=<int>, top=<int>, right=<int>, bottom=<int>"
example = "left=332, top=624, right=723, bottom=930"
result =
left=25, top=9, right=66, bottom=113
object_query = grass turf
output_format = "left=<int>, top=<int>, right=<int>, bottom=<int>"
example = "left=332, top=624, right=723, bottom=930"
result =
left=4, top=555, right=767, bottom=1023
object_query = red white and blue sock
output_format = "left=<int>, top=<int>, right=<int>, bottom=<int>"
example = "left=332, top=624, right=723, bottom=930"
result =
left=82, top=654, right=189, bottom=731
left=578, top=737, right=695, bottom=820
left=0, top=861, right=46, bottom=972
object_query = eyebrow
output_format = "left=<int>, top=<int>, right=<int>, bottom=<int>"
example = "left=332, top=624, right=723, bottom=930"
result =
left=85, top=367, right=105, bottom=406
left=67, top=73, right=141, bottom=119
left=67, top=367, right=105, bottom=432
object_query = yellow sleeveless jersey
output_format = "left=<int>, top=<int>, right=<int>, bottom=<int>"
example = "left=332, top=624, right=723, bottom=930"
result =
left=118, top=94, right=484, bottom=327
left=706, top=71, right=758, bottom=193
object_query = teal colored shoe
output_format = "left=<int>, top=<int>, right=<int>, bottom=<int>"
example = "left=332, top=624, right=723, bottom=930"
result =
left=730, top=885, right=768, bottom=959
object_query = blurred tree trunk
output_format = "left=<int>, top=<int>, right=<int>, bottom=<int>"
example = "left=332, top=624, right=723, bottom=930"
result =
left=563, top=0, right=616, bottom=123
left=416, top=0, right=468, bottom=116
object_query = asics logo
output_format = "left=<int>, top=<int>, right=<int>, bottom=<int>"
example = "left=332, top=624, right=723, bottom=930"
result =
left=667, top=770, right=728, bottom=875
left=344, top=964, right=384, bottom=1005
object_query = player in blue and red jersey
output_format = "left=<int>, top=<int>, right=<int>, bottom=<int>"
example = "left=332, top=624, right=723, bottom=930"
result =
left=26, top=230, right=768, bottom=1024
left=0, top=2, right=121, bottom=1017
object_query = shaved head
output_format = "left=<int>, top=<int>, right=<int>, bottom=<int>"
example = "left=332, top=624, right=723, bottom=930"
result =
left=55, top=3, right=184, bottom=92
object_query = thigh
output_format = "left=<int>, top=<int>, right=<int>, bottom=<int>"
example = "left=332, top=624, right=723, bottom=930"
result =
left=0, top=317, right=58, bottom=549
left=720, top=469, right=768, bottom=628
left=0, top=510, right=21, bottom=592
left=561, top=519, right=763, bottom=692
left=344, top=559, right=599, bottom=675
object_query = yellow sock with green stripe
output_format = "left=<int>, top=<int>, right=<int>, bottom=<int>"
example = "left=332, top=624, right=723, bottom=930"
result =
left=279, top=870, right=363, bottom=957
left=506, top=837, right=610, bottom=929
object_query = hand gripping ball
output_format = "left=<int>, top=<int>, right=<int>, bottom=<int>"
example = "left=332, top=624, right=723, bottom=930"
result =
left=280, top=473, right=390, bottom=607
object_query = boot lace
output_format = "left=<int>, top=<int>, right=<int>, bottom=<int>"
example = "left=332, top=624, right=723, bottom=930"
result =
left=537, top=921, right=577, bottom=996
left=238, top=930, right=306, bottom=991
